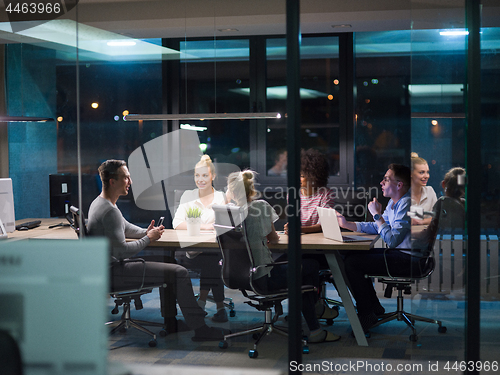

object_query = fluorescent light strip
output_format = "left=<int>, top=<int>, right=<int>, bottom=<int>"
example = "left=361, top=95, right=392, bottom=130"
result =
left=180, top=124, right=208, bottom=131
left=124, top=113, right=282, bottom=121
left=439, top=30, right=469, bottom=36
left=107, top=41, right=137, bottom=47
left=0, top=116, right=54, bottom=122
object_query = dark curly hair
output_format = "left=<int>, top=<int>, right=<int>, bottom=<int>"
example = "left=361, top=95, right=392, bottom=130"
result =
left=301, top=148, right=330, bottom=187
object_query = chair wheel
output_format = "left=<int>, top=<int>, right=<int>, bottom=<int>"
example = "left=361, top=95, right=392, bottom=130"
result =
left=148, top=339, right=157, bottom=347
left=159, top=329, right=167, bottom=337
left=302, top=345, right=309, bottom=354
left=249, top=349, right=258, bottom=358
left=219, top=340, right=228, bottom=349
left=438, top=326, right=447, bottom=333
left=409, top=334, right=418, bottom=342
left=326, top=318, right=334, bottom=326
left=229, top=310, right=236, bottom=317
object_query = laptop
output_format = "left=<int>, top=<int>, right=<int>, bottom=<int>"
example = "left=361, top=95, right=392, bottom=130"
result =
left=317, top=206, right=372, bottom=243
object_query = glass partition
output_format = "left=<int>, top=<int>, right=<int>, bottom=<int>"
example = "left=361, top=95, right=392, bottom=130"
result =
left=2, top=1, right=499, bottom=373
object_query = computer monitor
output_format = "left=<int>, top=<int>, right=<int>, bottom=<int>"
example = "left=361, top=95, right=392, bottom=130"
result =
left=0, top=239, right=109, bottom=375
left=0, top=178, right=15, bottom=232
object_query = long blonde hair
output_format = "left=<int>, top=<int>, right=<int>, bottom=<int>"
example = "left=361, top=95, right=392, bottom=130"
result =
left=227, top=170, right=258, bottom=206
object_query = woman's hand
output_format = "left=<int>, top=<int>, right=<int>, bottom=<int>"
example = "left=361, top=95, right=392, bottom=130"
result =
left=200, top=223, right=214, bottom=231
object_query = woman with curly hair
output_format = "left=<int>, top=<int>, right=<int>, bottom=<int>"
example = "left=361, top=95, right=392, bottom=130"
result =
left=282, top=148, right=338, bottom=322
left=284, top=148, right=335, bottom=234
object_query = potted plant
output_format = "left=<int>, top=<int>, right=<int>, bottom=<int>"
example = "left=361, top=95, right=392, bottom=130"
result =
left=186, top=206, right=202, bottom=236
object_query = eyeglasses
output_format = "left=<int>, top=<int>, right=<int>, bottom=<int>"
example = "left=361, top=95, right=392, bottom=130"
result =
left=382, top=177, right=401, bottom=184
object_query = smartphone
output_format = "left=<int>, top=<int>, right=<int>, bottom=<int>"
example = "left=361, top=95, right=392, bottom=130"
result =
left=158, top=216, right=164, bottom=227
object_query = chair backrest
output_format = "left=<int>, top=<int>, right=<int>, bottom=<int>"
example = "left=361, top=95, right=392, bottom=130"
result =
left=412, top=196, right=465, bottom=259
left=67, top=206, right=88, bottom=238
left=213, top=204, right=254, bottom=291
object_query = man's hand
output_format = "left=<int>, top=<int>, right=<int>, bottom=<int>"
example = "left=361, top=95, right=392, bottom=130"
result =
left=146, top=220, right=164, bottom=241
left=336, top=211, right=348, bottom=229
left=284, top=222, right=288, bottom=235
left=368, top=198, right=382, bottom=217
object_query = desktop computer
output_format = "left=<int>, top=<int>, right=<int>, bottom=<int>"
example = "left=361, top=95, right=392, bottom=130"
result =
left=0, top=239, right=109, bottom=375
left=0, top=178, right=15, bottom=232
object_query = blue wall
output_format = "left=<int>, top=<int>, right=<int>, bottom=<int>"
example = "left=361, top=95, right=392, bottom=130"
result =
left=7, top=44, right=57, bottom=220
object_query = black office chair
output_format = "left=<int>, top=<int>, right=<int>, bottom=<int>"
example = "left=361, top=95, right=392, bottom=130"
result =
left=67, top=206, right=167, bottom=347
left=213, top=204, right=316, bottom=358
left=366, top=199, right=461, bottom=341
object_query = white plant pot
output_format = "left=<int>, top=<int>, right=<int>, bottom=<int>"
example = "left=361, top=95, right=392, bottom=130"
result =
left=186, top=218, right=201, bottom=236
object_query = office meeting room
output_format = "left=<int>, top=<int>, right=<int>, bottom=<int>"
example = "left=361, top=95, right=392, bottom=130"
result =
left=1, top=1, right=499, bottom=375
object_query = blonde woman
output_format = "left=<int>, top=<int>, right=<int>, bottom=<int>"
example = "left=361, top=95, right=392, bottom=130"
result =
left=226, top=170, right=341, bottom=343
left=173, top=155, right=228, bottom=322
left=411, top=153, right=437, bottom=225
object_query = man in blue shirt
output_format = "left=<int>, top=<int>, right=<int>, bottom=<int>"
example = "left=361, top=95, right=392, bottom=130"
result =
left=337, top=164, right=414, bottom=334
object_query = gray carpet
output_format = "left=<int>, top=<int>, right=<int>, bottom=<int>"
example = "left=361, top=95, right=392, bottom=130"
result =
left=107, top=279, right=500, bottom=374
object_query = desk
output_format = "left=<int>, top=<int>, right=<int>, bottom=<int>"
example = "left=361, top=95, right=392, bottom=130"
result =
left=9, top=219, right=375, bottom=346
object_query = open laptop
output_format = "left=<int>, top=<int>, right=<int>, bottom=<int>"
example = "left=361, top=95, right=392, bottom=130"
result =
left=317, top=206, right=371, bottom=243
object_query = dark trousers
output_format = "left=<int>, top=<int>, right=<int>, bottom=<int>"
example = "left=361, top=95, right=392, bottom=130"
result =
left=343, top=248, right=428, bottom=316
left=111, top=260, right=206, bottom=330
left=181, top=252, right=225, bottom=303
left=254, top=258, right=321, bottom=332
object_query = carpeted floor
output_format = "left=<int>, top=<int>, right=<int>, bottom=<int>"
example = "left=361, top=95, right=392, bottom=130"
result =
left=107, top=278, right=499, bottom=374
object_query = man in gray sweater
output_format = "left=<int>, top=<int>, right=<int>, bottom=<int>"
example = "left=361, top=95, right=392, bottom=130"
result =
left=87, top=159, right=228, bottom=341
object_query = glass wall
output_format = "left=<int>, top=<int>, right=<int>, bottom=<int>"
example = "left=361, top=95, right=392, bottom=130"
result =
left=1, top=1, right=499, bottom=374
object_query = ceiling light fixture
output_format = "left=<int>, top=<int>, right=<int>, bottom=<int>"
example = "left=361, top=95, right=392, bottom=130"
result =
left=217, top=28, right=239, bottom=32
left=331, top=24, right=352, bottom=29
left=124, top=113, right=282, bottom=121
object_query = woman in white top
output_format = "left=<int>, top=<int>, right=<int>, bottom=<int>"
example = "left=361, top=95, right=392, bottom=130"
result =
left=173, top=155, right=228, bottom=322
left=411, top=153, right=437, bottom=225
left=226, top=170, right=340, bottom=343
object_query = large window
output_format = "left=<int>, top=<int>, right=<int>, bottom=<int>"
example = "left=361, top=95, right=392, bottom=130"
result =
left=265, top=36, right=346, bottom=183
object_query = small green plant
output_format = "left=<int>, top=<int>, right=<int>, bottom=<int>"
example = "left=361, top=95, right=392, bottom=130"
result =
left=186, top=206, right=202, bottom=219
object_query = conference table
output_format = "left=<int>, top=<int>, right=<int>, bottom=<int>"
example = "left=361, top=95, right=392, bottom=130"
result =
left=8, top=218, right=377, bottom=346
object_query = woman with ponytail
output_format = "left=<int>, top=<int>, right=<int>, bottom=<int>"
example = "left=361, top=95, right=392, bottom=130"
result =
left=225, top=170, right=341, bottom=343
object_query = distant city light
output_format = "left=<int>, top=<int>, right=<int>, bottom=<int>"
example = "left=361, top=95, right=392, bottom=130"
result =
left=91, top=102, right=99, bottom=109
left=57, top=116, right=63, bottom=122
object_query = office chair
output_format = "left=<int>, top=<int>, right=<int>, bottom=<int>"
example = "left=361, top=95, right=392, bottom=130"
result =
left=67, top=206, right=167, bottom=347
left=212, top=204, right=316, bottom=359
left=366, top=202, right=452, bottom=342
